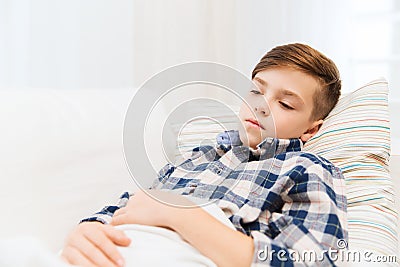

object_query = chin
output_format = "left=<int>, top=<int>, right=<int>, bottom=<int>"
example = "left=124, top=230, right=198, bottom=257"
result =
left=238, top=124, right=264, bottom=146
left=240, top=134, right=261, bottom=149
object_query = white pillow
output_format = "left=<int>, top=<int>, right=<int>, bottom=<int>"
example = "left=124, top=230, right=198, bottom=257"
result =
left=303, top=78, right=397, bottom=257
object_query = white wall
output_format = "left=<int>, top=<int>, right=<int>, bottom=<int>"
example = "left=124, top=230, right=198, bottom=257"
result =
left=1, top=0, right=396, bottom=93
left=1, top=0, right=398, bottom=150
left=131, top=0, right=353, bottom=90
left=0, top=0, right=134, bottom=89
left=233, top=1, right=351, bottom=89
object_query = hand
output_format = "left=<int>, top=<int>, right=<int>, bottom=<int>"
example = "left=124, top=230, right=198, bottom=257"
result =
left=111, top=190, right=195, bottom=229
left=60, top=221, right=131, bottom=267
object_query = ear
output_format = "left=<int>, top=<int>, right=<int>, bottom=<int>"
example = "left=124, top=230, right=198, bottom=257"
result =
left=300, top=119, right=323, bottom=142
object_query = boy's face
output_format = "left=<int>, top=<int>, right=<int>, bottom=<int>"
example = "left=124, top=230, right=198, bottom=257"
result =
left=238, top=67, right=323, bottom=149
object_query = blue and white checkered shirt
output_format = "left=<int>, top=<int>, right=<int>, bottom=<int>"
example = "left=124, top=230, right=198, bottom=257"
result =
left=82, top=130, right=348, bottom=266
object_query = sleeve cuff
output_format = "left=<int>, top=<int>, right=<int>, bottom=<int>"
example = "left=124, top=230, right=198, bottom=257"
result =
left=79, top=214, right=111, bottom=225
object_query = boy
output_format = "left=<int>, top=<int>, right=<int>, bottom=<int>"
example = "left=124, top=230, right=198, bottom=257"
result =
left=61, top=43, right=347, bottom=267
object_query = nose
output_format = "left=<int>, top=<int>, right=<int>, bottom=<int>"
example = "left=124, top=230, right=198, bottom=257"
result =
left=254, top=99, right=270, bottom=116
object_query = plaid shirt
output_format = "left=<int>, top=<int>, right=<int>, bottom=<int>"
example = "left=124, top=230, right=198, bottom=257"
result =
left=82, top=130, right=348, bottom=266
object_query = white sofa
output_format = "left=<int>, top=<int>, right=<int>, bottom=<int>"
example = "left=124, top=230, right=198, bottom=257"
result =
left=0, top=88, right=138, bottom=252
left=0, top=88, right=399, bottom=258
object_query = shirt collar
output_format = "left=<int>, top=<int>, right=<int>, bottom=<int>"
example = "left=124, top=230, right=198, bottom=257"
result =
left=216, top=130, right=303, bottom=159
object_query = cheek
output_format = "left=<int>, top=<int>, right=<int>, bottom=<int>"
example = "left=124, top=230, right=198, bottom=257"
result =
left=239, top=102, right=250, bottom=118
left=274, top=114, right=306, bottom=137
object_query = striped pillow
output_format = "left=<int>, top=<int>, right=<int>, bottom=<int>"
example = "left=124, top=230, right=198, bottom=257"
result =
left=174, top=78, right=397, bottom=259
left=303, top=78, right=398, bottom=258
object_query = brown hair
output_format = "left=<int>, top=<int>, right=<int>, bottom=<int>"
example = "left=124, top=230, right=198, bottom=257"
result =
left=252, top=43, right=341, bottom=121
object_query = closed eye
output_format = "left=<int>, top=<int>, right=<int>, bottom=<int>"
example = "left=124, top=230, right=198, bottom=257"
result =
left=280, top=102, right=294, bottom=110
left=250, top=89, right=262, bottom=95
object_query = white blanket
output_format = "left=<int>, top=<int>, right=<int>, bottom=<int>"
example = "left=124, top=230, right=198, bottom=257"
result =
left=115, top=224, right=216, bottom=267
left=0, top=203, right=235, bottom=267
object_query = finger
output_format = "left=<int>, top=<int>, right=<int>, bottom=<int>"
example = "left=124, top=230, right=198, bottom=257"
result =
left=70, top=233, right=120, bottom=267
left=62, top=246, right=97, bottom=267
left=110, top=213, right=130, bottom=226
left=113, top=207, right=127, bottom=218
left=103, top=225, right=132, bottom=246
left=83, top=226, right=128, bottom=266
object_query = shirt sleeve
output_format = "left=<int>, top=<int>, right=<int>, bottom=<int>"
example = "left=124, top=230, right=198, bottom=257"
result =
left=151, top=145, right=222, bottom=189
left=250, top=160, right=348, bottom=266
left=79, top=192, right=131, bottom=224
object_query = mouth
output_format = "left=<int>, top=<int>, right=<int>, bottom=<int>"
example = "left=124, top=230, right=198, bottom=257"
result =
left=245, top=119, right=265, bottom=130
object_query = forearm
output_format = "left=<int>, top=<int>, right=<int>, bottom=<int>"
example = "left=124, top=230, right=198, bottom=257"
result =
left=167, top=206, right=254, bottom=267
left=110, top=190, right=255, bottom=266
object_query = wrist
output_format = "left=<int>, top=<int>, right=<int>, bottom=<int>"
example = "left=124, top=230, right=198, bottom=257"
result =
left=162, top=203, right=187, bottom=231
left=164, top=203, right=202, bottom=233
left=151, top=191, right=198, bottom=230
left=165, top=205, right=205, bottom=233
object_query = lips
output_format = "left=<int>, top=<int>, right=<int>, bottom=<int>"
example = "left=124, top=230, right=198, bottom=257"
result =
left=245, top=119, right=264, bottom=130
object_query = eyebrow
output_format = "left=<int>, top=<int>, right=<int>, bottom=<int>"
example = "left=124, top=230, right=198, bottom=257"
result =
left=254, top=77, right=305, bottom=105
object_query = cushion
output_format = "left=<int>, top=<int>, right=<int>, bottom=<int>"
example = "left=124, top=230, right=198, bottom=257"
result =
left=303, top=78, right=398, bottom=257
left=173, top=78, right=398, bottom=257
